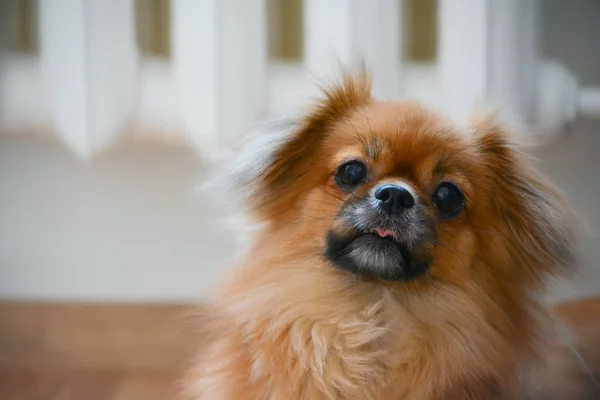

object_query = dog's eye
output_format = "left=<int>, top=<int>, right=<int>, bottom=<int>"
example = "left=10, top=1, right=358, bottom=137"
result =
left=433, top=182, right=464, bottom=218
left=336, top=161, right=367, bottom=188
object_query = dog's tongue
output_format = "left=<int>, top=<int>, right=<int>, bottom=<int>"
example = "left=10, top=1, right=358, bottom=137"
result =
left=375, top=228, right=395, bottom=238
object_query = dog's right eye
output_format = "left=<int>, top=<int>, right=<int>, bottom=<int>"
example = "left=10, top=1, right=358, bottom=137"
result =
left=432, top=182, right=465, bottom=218
left=336, top=160, right=367, bottom=188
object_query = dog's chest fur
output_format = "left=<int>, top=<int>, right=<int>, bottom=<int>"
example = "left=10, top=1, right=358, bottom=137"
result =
left=190, top=285, right=534, bottom=400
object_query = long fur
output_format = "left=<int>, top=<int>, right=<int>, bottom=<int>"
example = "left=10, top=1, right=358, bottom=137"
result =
left=184, top=73, right=589, bottom=399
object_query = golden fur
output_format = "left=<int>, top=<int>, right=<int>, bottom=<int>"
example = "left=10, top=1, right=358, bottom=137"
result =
left=184, top=73, right=583, bottom=399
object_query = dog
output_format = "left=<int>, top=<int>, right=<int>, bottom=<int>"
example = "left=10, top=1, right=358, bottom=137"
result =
left=184, top=72, right=589, bottom=399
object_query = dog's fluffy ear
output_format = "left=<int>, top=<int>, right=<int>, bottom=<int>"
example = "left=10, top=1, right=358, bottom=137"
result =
left=208, top=72, right=373, bottom=224
left=471, top=114, right=577, bottom=281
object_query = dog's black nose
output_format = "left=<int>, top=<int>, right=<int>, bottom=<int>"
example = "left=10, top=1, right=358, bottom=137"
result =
left=375, top=185, right=415, bottom=214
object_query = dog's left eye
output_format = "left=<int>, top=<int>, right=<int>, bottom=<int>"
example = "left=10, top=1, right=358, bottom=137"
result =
left=433, top=182, right=465, bottom=218
left=336, top=160, right=367, bottom=188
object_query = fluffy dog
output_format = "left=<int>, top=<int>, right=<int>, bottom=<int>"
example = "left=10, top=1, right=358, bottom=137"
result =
left=184, top=72, right=586, bottom=399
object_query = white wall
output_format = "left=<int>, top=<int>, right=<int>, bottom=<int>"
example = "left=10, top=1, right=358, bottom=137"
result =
left=0, top=136, right=233, bottom=302
left=1, top=120, right=599, bottom=303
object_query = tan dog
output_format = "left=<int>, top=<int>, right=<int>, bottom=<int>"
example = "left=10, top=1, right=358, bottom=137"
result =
left=185, top=73, right=590, bottom=399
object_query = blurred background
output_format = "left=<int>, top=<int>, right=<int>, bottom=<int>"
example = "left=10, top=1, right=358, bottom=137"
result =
left=0, top=0, right=599, bottom=399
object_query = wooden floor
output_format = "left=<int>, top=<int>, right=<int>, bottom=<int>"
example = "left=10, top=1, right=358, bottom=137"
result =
left=0, top=303, right=199, bottom=400
left=1, top=300, right=599, bottom=399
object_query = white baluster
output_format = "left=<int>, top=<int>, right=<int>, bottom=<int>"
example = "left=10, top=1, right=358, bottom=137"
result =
left=439, top=0, right=546, bottom=123
left=39, top=0, right=138, bottom=159
left=488, top=0, right=543, bottom=121
left=303, top=0, right=402, bottom=99
left=171, top=0, right=267, bottom=155
left=437, top=0, right=492, bottom=121
left=487, top=0, right=521, bottom=114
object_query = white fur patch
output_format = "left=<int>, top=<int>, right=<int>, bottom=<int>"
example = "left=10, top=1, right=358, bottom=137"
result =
left=467, top=105, right=539, bottom=150
left=196, top=119, right=300, bottom=251
left=348, top=247, right=388, bottom=271
left=199, top=119, right=299, bottom=200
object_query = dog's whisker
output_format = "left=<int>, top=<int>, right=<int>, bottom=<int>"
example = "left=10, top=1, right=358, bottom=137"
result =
left=443, top=227, right=507, bottom=236
left=433, top=240, right=471, bottom=270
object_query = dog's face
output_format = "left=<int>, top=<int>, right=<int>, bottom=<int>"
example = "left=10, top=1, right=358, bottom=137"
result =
left=321, top=103, right=476, bottom=282
left=231, top=74, right=575, bottom=289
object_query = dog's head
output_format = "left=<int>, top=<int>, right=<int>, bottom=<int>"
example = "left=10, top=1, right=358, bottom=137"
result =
left=222, top=73, right=576, bottom=290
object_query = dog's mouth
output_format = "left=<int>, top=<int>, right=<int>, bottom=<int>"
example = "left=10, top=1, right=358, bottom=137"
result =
left=373, top=228, right=396, bottom=239
left=325, top=228, right=430, bottom=282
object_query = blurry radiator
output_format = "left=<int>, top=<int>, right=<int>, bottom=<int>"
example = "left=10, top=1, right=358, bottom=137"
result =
left=0, top=0, right=581, bottom=160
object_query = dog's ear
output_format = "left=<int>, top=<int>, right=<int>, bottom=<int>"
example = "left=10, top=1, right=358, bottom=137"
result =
left=472, top=114, right=577, bottom=281
left=221, top=72, right=373, bottom=222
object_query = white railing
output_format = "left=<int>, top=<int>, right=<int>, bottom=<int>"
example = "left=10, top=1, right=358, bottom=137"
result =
left=0, top=0, right=586, bottom=160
